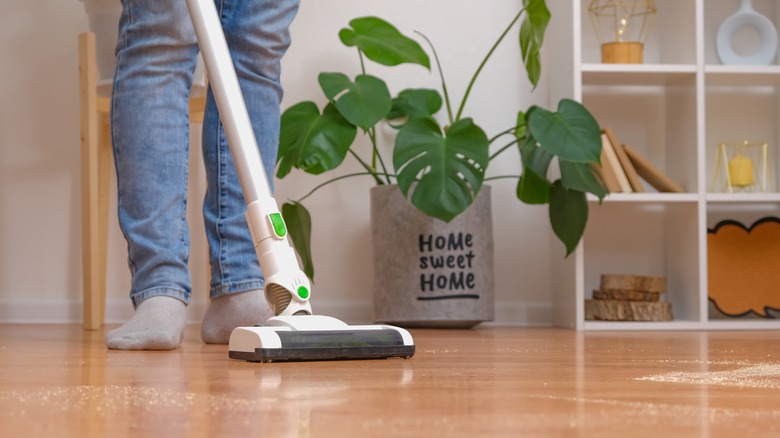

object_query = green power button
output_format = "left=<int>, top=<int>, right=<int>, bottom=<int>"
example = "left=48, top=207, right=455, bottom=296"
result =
left=297, top=286, right=310, bottom=299
left=269, top=213, right=287, bottom=238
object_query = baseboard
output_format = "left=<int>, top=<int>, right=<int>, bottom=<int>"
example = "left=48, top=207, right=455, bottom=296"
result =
left=0, top=298, right=209, bottom=325
left=0, top=298, right=85, bottom=324
left=0, top=298, right=553, bottom=326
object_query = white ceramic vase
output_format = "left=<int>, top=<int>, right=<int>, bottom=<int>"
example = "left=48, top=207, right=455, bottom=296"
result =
left=716, top=0, right=778, bottom=65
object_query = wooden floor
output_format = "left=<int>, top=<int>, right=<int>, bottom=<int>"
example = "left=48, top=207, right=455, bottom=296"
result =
left=1, top=325, right=779, bottom=437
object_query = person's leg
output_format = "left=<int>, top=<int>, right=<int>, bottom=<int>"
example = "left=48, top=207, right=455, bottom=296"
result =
left=200, top=0, right=300, bottom=343
left=107, top=0, right=199, bottom=350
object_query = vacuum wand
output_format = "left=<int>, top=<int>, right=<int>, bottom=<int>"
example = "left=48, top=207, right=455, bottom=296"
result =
left=186, top=0, right=311, bottom=316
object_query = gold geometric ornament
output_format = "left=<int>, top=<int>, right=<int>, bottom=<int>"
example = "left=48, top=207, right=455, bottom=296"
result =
left=588, top=0, right=657, bottom=63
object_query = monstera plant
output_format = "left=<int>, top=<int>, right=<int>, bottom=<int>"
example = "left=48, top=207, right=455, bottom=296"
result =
left=277, top=0, right=607, bottom=280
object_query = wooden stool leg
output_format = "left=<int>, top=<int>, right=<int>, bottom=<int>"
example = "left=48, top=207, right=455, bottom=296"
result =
left=79, top=32, right=105, bottom=330
left=97, top=112, right=111, bottom=327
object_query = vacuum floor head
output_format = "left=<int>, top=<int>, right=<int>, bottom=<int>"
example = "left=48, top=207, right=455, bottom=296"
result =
left=229, top=315, right=415, bottom=363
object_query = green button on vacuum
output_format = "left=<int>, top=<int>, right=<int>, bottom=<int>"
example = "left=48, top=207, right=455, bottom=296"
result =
left=297, top=286, right=309, bottom=299
left=269, top=213, right=287, bottom=238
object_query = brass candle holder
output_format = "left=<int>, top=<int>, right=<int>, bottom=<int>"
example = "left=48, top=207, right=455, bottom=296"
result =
left=712, top=140, right=773, bottom=193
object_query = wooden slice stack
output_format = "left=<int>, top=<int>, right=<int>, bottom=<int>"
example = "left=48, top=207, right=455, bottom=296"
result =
left=585, top=274, right=673, bottom=321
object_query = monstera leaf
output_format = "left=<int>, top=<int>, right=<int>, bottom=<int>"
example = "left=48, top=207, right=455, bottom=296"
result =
left=276, top=101, right=357, bottom=178
left=559, top=160, right=607, bottom=197
left=517, top=165, right=552, bottom=205
left=281, top=201, right=314, bottom=281
left=393, top=117, right=489, bottom=221
left=526, top=99, right=601, bottom=164
left=519, top=0, right=550, bottom=88
left=318, top=72, right=392, bottom=131
left=339, top=16, right=430, bottom=69
left=516, top=99, right=605, bottom=255
left=387, top=88, right=443, bottom=124
left=549, top=181, right=588, bottom=256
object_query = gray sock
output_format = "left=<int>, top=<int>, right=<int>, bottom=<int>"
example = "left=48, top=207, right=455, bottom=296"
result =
left=201, top=289, right=274, bottom=344
left=105, top=296, right=186, bottom=350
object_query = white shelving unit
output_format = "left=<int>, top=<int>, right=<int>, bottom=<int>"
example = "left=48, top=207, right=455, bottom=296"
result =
left=548, top=0, right=780, bottom=330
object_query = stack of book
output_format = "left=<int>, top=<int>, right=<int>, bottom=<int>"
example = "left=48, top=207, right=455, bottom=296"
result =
left=595, top=127, right=684, bottom=193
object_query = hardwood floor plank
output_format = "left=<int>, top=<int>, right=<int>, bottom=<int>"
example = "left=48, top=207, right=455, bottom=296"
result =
left=0, top=325, right=779, bottom=437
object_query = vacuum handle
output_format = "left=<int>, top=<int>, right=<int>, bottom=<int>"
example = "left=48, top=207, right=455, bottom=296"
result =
left=186, top=0, right=271, bottom=205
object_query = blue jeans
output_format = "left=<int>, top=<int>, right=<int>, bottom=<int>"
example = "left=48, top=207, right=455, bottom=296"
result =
left=111, top=0, right=299, bottom=307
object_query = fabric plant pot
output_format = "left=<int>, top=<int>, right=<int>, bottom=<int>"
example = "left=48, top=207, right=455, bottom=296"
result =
left=370, top=184, right=495, bottom=328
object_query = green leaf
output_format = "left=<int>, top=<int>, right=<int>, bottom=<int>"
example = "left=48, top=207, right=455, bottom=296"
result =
left=318, top=73, right=392, bottom=131
left=276, top=101, right=357, bottom=178
left=317, top=72, right=353, bottom=100
left=339, top=16, right=430, bottom=69
left=518, top=135, right=554, bottom=179
left=393, top=117, right=489, bottom=221
left=549, top=181, right=588, bottom=257
left=515, top=111, right=527, bottom=140
left=517, top=165, right=551, bottom=204
left=387, top=89, right=443, bottom=122
left=282, top=202, right=315, bottom=281
left=519, top=0, right=550, bottom=88
left=559, top=160, right=608, bottom=201
left=527, top=99, right=602, bottom=163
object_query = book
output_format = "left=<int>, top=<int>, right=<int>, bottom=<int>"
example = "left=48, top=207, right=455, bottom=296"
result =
left=600, top=131, right=632, bottom=193
left=602, top=127, right=645, bottom=193
left=623, top=145, right=685, bottom=193
left=593, top=140, right=621, bottom=192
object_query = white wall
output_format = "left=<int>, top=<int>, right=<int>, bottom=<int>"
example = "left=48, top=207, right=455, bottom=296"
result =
left=0, top=0, right=558, bottom=325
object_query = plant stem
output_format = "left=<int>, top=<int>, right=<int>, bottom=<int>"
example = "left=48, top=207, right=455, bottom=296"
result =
left=488, top=126, right=521, bottom=145
left=357, top=48, right=392, bottom=185
left=368, top=128, right=378, bottom=169
left=349, top=149, right=384, bottom=185
left=455, top=8, right=525, bottom=121
left=358, top=49, right=366, bottom=75
left=297, top=171, right=396, bottom=203
left=484, top=175, right=521, bottom=182
left=415, top=31, right=454, bottom=125
left=367, top=127, right=393, bottom=184
left=489, top=138, right=520, bottom=161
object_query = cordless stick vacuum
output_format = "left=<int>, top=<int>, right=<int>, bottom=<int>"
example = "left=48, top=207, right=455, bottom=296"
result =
left=186, top=0, right=415, bottom=362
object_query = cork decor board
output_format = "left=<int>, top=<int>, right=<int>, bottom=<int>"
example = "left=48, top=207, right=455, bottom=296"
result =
left=708, top=217, right=780, bottom=317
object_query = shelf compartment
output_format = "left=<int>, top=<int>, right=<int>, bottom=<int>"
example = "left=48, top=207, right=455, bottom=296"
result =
left=583, top=202, right=702, bottom=326
left=703, top=0, right=780, bottom=67
left=705, top=83, right=780, bottom=194
left=584, top=79, right=698, bottom=193
left=706, top=208, right=780, bottom=323
left=578, top=0, right=697, bottom=65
